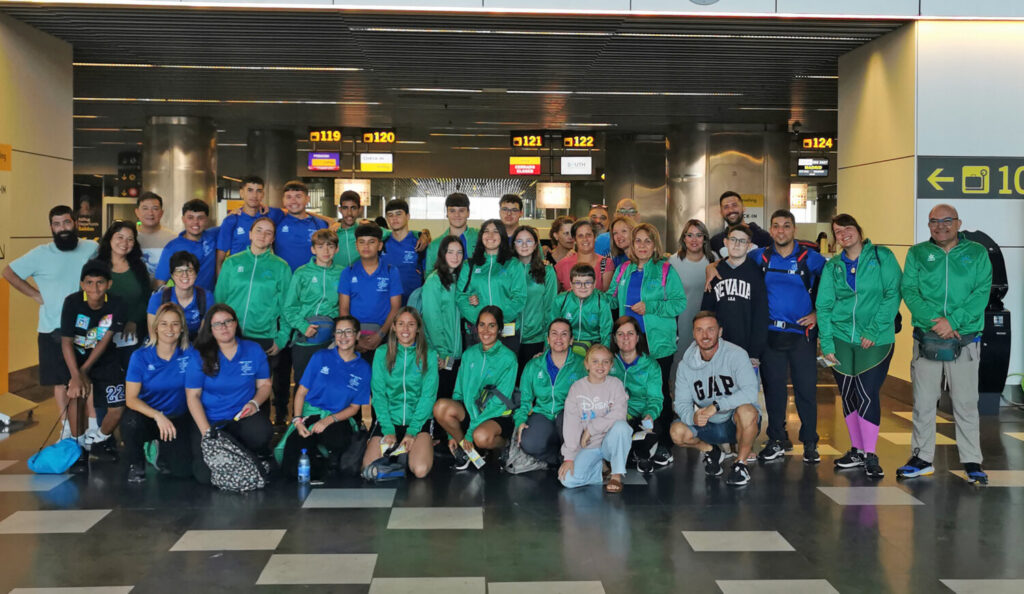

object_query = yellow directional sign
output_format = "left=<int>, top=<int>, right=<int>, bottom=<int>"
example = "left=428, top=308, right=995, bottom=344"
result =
left=918, top=156, right=1024, bottom=199
left=926, top=168, right=954, bottom=191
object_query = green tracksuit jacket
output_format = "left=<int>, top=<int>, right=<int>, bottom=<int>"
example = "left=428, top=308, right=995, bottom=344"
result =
left=521, top=266, right=558, bottom=345
left=283, top=258, right=344, bottom=335
left=420, top=271, right=462, bottom=359
left=901, top=233, right=992, bottom=335
left=215, top=248, right=292, bottom=348
left=371, top=343, right=439, bottom=436
left=453, top=341, right=518, bottom=438
left=610, top=258, right=687, bottom=359
left=456, top=254, right=527, bottom=324
left=611, top=353, right=663, bottom=420
left=549, top=290, right=613, bottom=346
left=514, top=350, right=586, bottom=425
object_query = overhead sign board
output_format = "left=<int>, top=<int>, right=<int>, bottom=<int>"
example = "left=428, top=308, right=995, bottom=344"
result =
left=360, top=153, right=393, bottom=173
left=308, top=127, right=343, bottom=143
left=307, top=152, right=340, bottom=171
left=361, top=128, right=396, bottom=144
left=799, top=135, right=836, bottom=151
left=797, top=157, right=829, bottom=177
left=509, top=156, right=541, bottom=176
left=560, top=156, right=592, bottom=175
left=918, top=156, right=1024, bottom=199
left=510, top=131, right=546, bottom=149
left=563, top=134, right=596, bottom=149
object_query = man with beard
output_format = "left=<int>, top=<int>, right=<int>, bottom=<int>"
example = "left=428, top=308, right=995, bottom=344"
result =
left=709, top=191, right=772, bottom=257
left=4, top=206, right=99, bottom=437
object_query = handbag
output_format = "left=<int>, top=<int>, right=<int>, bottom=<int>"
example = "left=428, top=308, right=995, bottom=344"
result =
left=913, top=328, right=963, bottom=362
left=503, top=436, right=548, bottom=474
left=201, top=428, right=268, bottom=492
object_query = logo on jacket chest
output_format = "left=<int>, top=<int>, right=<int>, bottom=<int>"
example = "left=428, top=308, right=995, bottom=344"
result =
left=692, top=375, right=735, bottom=401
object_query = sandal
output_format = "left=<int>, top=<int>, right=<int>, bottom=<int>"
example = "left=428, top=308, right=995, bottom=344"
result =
left=605, top=475, right=623, bottom=493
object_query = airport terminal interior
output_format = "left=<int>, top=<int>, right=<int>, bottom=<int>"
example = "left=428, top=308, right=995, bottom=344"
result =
left=0, top=1, right=1023, bottom=593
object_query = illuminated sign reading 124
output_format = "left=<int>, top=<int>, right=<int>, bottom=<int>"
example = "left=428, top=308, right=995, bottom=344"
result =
left=800, top=135, right=837, bottom=150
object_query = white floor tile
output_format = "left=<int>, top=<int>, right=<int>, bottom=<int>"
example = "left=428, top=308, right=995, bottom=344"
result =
left=369, top=577, right=486, bottom=594
left=9, top=588, right=134, bottom=594
left=893, top=411, right=951, bottom=424
left=387, top=507, right=483, bottom=530
left=256, top=553, right=376, bottom=585
left=683, top=530, right=794, bottom=552
left=940, top=579, right=1024, bottom=593
left=1004, top=432, right=1024, bottom=443
left=0, top=510, right=111, bottom=534
left=880, top=432, right=955, bottom=445
left=303, top=488, right=396, bottom=508
left=817, top=487, right=924, bottom=506
left=0, top=474, right=72, bottom=492
left=949, top=470, right=1024, bottom=487
left=717, top=580, right=839, bottom=593
left=489, top=581, right=605, bottom=594
left=169, top=529, right=286, bottom=551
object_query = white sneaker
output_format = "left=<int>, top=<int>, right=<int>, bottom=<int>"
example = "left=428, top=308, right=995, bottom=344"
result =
left=82, top=427, right=110, bottom=446
left=60, top=421, right=72, bottom=441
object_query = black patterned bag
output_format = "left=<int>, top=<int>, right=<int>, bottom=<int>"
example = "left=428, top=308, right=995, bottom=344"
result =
left=201, top=429, right=268, bottom=492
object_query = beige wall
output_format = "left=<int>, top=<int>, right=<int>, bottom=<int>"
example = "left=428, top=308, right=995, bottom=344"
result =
left=0, top=14, right=74, bottom=372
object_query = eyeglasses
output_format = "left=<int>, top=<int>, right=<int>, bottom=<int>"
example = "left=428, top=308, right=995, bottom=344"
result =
left=571, top=280, right=595, bottom=288
left=514, top=239, right=536, bottom=247
left=500, top=207, right=521, bottom=214
left=210, top=319, right=237, bottom=329
left=684, top=233, right=705, bottom=240
left=616, top=208, right=638, bottom=216
left=172, top=267, right=196, bottom=277
left=928, top=217, right=958, bottom=227
left=726, top=237, right=750, bottom=245
left=334, top=328, right=357, bottom=336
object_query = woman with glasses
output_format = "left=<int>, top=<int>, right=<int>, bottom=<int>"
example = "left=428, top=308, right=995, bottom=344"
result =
left=669, top=220, right=717, bottom=355
left=817, top=214, right=902, bottom=479
left=512, top=225, right=558, bottom=378
left=457, top=219, right=527, bottom=349
left=610, top=223, right=687, bottom=462
left=123, top=303, right=195, bottom=483
left=278, top=315, right=370, bottom=480
left=363, top=308, right=438, bottom=478
left=422, top=236, right=465, bottom=399
left=554, top=220, right=614, bottom=292
left=185, top=304, right=274, bottom=486
left=147, top=251, right=213, bottom=341
left=546, top=216, right=576, bottom=266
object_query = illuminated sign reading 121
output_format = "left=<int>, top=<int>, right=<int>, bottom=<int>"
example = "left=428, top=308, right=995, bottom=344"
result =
left=511, top=131, right=546, bottom=148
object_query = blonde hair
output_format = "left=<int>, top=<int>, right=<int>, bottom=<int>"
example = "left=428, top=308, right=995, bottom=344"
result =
left=630, top=223, right=665, bottom=264
left=147, top=303, right=190, bottom=350
left=608, top=215, right=635, bottom=260
left=585, top=343, right=613, bottom=363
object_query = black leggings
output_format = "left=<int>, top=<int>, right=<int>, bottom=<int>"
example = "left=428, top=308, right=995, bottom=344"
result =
left=281, top=415, right=355, bottom=480
left=518, top=412, right=564, bottom=465
left=628, top=416, right=661, bottom=460
left=191, top=414, right=273, bottom=485
left=655, top=355, right=674, bottom=448
left=121, top=409, right=193, bottom=478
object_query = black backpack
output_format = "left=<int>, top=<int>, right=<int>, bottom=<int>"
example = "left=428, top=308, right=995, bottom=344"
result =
left=758, top=244, right=817, bottom=295
left=200, top=429, right=269, bottom=492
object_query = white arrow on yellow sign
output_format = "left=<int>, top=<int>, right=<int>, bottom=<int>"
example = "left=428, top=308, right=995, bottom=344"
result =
left=927, top=168, right=954, bottom=191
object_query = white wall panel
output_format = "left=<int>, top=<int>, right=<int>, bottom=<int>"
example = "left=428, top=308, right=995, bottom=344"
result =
left=778, top=0, right=919, bottom=17
left=921, top=0, right=1024, bottom=18
left=631, top=0, right=774, bottom=13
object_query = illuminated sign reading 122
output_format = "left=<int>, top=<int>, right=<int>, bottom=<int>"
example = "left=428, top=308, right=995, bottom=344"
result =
left=563, top=134, right=596, bottom=149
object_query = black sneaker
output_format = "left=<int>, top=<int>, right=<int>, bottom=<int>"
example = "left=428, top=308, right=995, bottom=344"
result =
left=757, top=440, right=785, bottom=462
left=725, top=462, right=751, bottom=486
left=782, top=438, right=794, bottom=452
left=637, top=457, right=654, bottom=474
left=452, top=447, right=472, bottom=471
left=651, top=446, right=674, bottom=467
left=69, top=453, right=89, bottom=475
left=834, top=448, right=865, bottom=469
left=802, top=444, right=821, bottom=464
left=964, top=463, right=988, bottom=485
left=703, top=445, right=726, bottom=477
left=896, top=455, right=934, bottom=479
left=864, top=453, right=884, bottom=478
left=127, top=464, right=146, bottom=484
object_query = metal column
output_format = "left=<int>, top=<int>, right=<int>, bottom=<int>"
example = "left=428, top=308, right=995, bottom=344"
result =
left=142, top=116, right=217, bottom=229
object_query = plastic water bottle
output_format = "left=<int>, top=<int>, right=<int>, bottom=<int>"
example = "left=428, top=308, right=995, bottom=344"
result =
left=298, top=449, right=311, bottom=484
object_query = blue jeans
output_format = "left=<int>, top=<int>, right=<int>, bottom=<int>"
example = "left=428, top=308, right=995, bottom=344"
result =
left=560, top=421, right=632, bottom=488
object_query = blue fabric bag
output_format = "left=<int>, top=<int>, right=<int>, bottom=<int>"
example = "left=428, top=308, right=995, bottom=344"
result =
left=28, top=438, right=82, bottom=474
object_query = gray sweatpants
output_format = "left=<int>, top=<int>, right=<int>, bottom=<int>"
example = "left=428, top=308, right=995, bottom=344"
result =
left=910, top=340, right=982, bottom=464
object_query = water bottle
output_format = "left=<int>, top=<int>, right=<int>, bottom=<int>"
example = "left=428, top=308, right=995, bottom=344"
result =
left=297, top=449, right=311, bottom=484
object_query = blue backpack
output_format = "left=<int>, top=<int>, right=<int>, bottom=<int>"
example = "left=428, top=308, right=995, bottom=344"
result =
left=28, top=438, right=82, bottom=474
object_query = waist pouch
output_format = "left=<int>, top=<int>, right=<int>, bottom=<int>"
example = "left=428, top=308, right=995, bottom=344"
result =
left=913, top=328, right=976, bottom=362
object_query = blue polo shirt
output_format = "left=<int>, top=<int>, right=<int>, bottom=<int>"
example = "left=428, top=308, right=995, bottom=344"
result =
left=380, top=231, right=423, bottom=305
left=748, top=246, right=826, bottom=334
left=337, top=260, right=403, bottom=326
left=625, top=272, right=646, bottom=332
left=274, top=213, right=327, bottom=272
left=184, top=339, right=270, bottom=423
left=155, top=229, right=219, bottom=292
left=125, top=346, right=194, bottom=417
left=146, top=287, right=214, bottom=338
left=298, top=348, right=372, bottom=411
left=217, top=209, right=285, bottom=256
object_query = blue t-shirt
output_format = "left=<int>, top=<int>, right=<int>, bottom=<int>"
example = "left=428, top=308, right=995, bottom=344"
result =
left=298, top=348, right=372, bottom=411
left=337, top=261, right=403, bottom=326
left=625, top=271, right=646, bottom=332
left=155, top=229, right=219, bottom=292
left=274, top=213, right=327, bottom=272
left=125, top=345, right=194, bottom=417
left=146, top=287, right=214, bottom=338
left=217, top=209, right=285, bottom=256
left=184, top=339, right=270, bottom=423
left=8, top=240, right=98, bottom=332
left=594, top=232, right=611, bottom=257
left=748, top=246, right=826, bottom=334
left=545, top=351, right=559, bottom=386
left=380, top=232, right=423, bottom=305
left=841, top=252, right=858, bottom=291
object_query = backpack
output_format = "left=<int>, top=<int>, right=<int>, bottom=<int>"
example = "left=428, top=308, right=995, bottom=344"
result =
left=201, top=428, right=269, bottom=492
left=758, top=244, right=817, bottom=295
left=503, top=438, right=548, bottom=474
left=474, top=385, right=520, bottom=415
left=407, top=286, right=423, bottom=312
left=610, top=260, right=672, bottom=300
left=161, top=286, right=207, bottom=317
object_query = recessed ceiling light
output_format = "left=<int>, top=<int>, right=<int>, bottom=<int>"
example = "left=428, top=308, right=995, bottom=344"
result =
left=74, top=97, right=378, bottom=105
left=74, top=62, right=362, bottom=72
left=396, top=87, right=483, bottom=93
left=795, top=75, right=839, bottom=79
left=73, top=115, right=101, bottom=119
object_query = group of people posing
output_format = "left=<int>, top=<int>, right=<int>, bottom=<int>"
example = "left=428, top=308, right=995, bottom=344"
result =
left=2, top=178, right=993, bottom=491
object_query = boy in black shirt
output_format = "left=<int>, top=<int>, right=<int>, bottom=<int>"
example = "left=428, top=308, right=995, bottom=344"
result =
left=701, top=224, right=768, bottom=367
left=61, top=259, right=124, bottom=471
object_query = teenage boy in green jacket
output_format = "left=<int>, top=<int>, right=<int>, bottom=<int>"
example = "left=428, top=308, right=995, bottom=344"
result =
left=550, top=263, right=613, bottom=352
left=897, top=204, right=992, bottom=484
left=514, top=318, right=587, bottom=465
left=215, top=216, right=293, bottom=423
left=425, top=192, right=479, bottom=274
left=283, top=229, right=344, bottom=385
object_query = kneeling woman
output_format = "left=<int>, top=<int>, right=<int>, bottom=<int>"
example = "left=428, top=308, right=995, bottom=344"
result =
left=433, top=305, right=518, bottom=469
left=610, top=316, right=664, bottom=473
left=279, top=315, right=371, bottom=479
left=559, top=344, right=632, bottom=493
left=363, top=307, right=439, bottom=478
left=123, top=303, right=196, bottom=483
left=185, top=304, right=274, bottom=485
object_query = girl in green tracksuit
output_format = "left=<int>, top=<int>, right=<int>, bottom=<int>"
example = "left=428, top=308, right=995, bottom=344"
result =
left=610, top=316, right=665, bottom=473
left=817, top=214, right=902, bottom=479
left=457, top=219, right=527, bottom=349
left=283, top=229, right=344, bottom=383
left=432, top=306, right=519, bottom=469
left=364, top=307, right=439, bottom=479
left=421, top=235, right=465, bottom=400
left=550, top=263, right=614, bottom=354
left=511, top=225, right=558, bottom=378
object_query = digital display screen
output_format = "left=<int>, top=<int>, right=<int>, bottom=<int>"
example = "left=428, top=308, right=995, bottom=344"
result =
left=797, top=157, right=829, bottom=177
left=510, top=156, right=541, bottom=175
left=307, top=152, right=340, bottom=171
left=360, top=152, right=394, bottom=173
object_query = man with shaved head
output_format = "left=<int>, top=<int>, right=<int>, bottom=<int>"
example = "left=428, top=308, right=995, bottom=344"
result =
left=899, top=204, right=992, bottom=484
left=595, top=199, right=638, bottom=256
